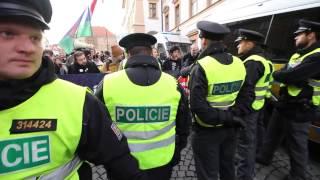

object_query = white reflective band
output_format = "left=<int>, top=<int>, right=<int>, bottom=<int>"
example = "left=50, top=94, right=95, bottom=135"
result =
left=308, top=80, right=320, bottom=87
left=255, top=96, right=265, bottom=100
left=124, top=121, right=176, bottom=140
left=27, top=156, right=81, bottom=180
left=209, top=101, right=233, bottom=107
left=255, top=86, right=269, bottom=91
left=313, top=91, right=320, bottom=96
left=128, top=134, right=175, bottom=152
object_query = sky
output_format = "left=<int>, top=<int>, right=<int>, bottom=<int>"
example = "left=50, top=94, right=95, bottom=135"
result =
left=45, top=0, right=124, bottom=44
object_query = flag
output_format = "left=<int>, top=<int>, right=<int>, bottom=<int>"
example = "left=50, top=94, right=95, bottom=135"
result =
left=59, top=0, right=97, bottom=54
left=76, top=7, right=92, bottom=37
left=58, top=15, right=82, bottom=54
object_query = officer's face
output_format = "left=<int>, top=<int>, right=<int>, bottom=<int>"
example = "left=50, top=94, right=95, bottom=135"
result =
left=0, top=21, right=43, bottom=80
left=237, top=40, right=254, bottom=55
left=294, top=32, right=309, bottom=49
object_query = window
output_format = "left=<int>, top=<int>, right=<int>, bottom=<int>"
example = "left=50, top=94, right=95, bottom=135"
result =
left=207, top=0, right=219, bottom=6
left=175, top=4, right=180, bottom=27
left=149, top=3, right=157, bottom=18
left=190, top=0, right=198, bottom=17
left=165, top=14, right=169, bottom=31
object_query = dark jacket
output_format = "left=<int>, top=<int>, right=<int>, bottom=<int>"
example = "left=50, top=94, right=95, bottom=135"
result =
left=95, top=55, right=191, bottom=166
left=162, top=58, right=182, bottom=79
left=68, top=61, right=100, bottom=74
left=0, top=58, right=146, bottom=180
left=274, top=41, right=320, bottom=112
left=182, top=52, right=199, bottom=67
left=232, top=46, right=268, bottom=116
left=189, top=42, right=236, bottom=129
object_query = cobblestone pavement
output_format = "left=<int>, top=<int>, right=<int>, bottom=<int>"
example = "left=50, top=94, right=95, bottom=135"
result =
left=92, top=141, right=320, bottom=180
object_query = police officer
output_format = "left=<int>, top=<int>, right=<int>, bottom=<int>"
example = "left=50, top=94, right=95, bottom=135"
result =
left=257, top=19, right=320, bottom=180
left=95, top=33, right=191, bottom=180
left=232, top=29, right=273, bottom=180
left=189, top=21, right=246, bottom=180
left=0, top=1, right=147, bottom=179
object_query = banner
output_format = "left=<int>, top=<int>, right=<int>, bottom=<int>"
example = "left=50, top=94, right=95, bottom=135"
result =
left=58, top=73, right=106, bottom=92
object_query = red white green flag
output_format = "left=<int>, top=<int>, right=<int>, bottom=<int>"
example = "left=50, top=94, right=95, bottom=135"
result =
left=59, top=0, right=97, bottom=54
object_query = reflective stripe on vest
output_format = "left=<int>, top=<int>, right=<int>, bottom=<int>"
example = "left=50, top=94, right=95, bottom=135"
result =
left=265, top=60, right=274, bottom=99
left=129, top=134, right=175, bottom=152
left=244, top=55, right=272, bottom=110
left=0, top=79, right=85, bottom=179
left=27, top=156, right=82, bottom=180
left=308, top=79, right=320, bottom=106
left=103, top=70, right=180, bottom=170
left=286, top=48, right=320, bottom=106
left=196, top=55, right=246, bottom=127
left=124, top=121, right=176, bottom=140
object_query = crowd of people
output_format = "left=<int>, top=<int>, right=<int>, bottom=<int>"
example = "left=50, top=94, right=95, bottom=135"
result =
left=1, top=0, right=320, bottom=180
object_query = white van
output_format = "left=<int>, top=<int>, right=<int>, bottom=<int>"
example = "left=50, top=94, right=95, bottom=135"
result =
left=153, top=32, right=191, bottom=59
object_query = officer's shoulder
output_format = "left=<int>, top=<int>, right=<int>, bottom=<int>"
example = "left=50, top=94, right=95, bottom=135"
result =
left=161, top=71, right=178, bottom=81
left=103, top=70, right=125, bottom=80
left=51, top=79, right=88, bottom=96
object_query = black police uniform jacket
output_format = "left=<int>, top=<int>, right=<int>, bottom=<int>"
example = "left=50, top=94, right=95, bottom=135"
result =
left=232, top=46, right=271, bottom=116
left=0, top=58, right=145, bottom=180
left=95, top=55, right=191, bottom=166
left=189, top=41, right=236, bottom=128
left=274, top=41, right=320, bottom=120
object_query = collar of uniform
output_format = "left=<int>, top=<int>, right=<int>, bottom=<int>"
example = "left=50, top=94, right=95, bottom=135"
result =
left=197, top=41, right=226, bottom=60
left=0, top=58, right=57, bottom=110
left=125, top=55, right=160, bottom=69
left=240, top=46, right=265, bottom=60
left=296, top=41, right=320, bottom=55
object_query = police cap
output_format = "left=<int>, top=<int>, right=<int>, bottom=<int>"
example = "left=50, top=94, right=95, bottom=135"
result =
left=235, top=28, right=265, bottom=44
left=197, top=21, right=230, bottom=40
left=294, top=19, right=320, bottom=35
left=119, top=33, right=157, bottom=51
left=0, top=0, right=52, bottom=29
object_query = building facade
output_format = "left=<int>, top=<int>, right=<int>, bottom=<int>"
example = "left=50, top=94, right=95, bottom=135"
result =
left=122, top=0, right=163, bottom=34
left=81, top=26, right=117, bottom=52
left=121, top=0, right=222, bottom=42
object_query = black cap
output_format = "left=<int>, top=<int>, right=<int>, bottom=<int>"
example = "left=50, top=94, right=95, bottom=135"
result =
left=119, top=33, right=157, bottom=51
left=197, top=21, right=230, bottom=40
left=0, top=0, right=52, bottom=29
left=235, top=28, right=265, bottom=44
left=294, top=19, right=320, bottom=35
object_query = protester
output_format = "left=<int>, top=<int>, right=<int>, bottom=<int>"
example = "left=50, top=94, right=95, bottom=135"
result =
left=68, top=50, right=100, bottom=74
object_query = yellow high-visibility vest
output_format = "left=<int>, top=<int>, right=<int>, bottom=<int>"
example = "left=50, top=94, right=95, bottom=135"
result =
left=103, top=70, right=180, bottom=169
left=244, top=55, right=273, bottom=110
left=0, top=79, right=86, bottom=179
left=196, top=55, right=246, bottom=127
left=286, top=48, right=320, bottom=106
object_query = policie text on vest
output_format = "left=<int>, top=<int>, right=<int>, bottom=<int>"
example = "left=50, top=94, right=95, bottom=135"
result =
left=0, top=135, right=50, bottom=174
left=116, top=106, right=171, bottom=123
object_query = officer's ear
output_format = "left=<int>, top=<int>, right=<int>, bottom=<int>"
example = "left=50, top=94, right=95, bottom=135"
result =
left=306, top=31, right=317, bottom=41
left=202, top=38, right=209, bottom=48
